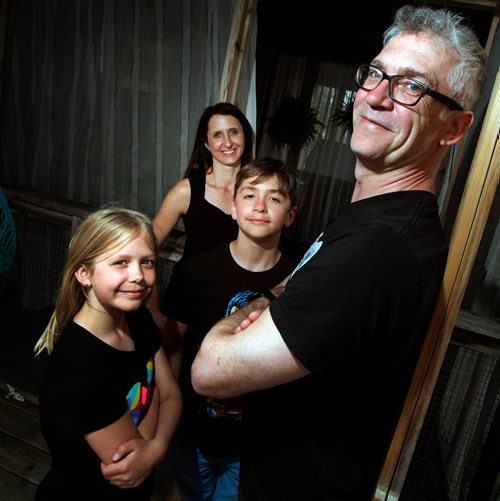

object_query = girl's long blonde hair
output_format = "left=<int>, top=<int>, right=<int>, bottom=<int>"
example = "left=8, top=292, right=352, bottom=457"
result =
left=34, top=207, right=157, bottom=355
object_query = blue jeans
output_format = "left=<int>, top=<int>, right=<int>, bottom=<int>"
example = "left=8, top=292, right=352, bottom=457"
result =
left=168, top=426, right=240, bottom=501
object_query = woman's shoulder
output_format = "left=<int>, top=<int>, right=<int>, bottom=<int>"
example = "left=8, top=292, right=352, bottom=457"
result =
left=169, top=177, right=191, bottom=202
left=185, top=167, right=206, bottom=197
left=153, top=178, right=191, bottom=235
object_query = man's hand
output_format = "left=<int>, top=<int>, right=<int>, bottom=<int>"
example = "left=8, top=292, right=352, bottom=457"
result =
left=233, top=284, right=285, bottom=332
left=234, top=309, right=264, bottom=332
left=100, top=438, right=162, bottom=488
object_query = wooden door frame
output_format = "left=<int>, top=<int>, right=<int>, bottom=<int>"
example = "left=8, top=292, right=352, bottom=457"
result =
left=219, top=0, right=256, bottom=104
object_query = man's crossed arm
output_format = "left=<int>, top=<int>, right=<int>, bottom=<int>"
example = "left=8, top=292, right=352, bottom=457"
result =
left=191, top=297, right=309, bottom=399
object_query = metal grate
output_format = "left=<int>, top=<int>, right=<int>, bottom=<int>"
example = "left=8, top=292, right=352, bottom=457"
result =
left=401, top=343, right=499, bottom=500
left=0, top=211, right=69, bottom=392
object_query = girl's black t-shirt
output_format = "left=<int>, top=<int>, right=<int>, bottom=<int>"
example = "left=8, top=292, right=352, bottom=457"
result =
left=36, top=306, right=160, bottom=500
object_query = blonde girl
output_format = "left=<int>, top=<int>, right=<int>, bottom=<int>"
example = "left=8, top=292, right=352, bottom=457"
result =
left=35, top=207, right=181, bottom=501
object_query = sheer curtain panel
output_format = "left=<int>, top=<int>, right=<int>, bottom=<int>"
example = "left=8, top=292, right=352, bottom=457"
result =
left=0, top=0, right=235, bottom=217
left=258, top=56, right=357, bottom=242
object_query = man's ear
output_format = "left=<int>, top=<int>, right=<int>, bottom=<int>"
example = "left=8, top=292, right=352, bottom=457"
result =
left=440, top=110, right=474, bottom=147
left=231, top=199, right=237, bottom=221
left=285, top=206, right=298, bottom=228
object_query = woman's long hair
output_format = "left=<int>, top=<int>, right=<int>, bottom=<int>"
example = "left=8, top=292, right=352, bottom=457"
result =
left=34, top=207, right=157, bottom=355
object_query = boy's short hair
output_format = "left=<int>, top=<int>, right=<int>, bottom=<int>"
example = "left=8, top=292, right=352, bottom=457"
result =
left=234, top=158, right=297, bottom=207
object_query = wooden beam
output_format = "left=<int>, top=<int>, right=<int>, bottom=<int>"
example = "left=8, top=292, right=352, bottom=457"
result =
left=374, top=68, right=500, bottom=500
left=439, top=12, right=498, bottom=220
left=485, top=14, right=499, bottom=57
left=219, top=0, right=255, bottom=103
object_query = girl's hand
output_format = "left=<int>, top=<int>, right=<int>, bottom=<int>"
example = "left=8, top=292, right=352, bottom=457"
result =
left=100, top=438, right=162, bottom=488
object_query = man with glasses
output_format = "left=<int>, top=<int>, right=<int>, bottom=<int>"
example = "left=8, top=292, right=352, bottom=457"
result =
left=355, top=64, right=464, bottom=111
left=192, top=5, right=487, bottom=499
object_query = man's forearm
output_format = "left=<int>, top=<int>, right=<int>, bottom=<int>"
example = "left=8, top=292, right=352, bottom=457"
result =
left=191, top=298, right=272, bottom=398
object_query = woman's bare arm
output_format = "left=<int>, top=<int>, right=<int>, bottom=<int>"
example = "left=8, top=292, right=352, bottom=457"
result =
left=152, top=178, right=191, bottom=247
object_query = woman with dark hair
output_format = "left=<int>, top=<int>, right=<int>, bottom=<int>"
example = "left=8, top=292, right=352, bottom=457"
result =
left=148, top=103, right=254, bottom=348
left=153, top=102, right=254, bottom=262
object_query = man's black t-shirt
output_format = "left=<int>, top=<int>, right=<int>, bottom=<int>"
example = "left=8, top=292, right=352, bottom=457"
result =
left=240, top=191, right=448, bottom=500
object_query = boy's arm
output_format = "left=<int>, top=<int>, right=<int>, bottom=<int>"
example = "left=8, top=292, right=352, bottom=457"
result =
left=101, top=347, right=182, bottom=488
left=162, top=316, right=189, bottom=379
left=144, top=285, right=167, bottom=334
left=192, top=304, right=309, bottom=399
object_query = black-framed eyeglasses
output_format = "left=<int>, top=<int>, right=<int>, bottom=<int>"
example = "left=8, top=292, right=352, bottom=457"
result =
left=355, top=64, right=463, bottom=111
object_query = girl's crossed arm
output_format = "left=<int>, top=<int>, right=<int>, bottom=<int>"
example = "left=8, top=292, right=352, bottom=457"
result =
left=100, top=347, right=182, bottom=488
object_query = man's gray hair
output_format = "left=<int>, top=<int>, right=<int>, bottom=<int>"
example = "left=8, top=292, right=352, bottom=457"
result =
left=383, top=5, right=487, bottom=110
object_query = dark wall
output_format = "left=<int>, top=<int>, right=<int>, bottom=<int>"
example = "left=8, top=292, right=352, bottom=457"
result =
left=257, top=1, right=493, bottom=62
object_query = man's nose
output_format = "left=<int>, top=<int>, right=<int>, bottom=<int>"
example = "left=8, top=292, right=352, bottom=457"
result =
left=366, top=79, right=393, bottom=107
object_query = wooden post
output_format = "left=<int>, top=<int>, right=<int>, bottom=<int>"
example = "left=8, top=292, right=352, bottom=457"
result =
left=219, top=0, right=255, bottom=104
left=374, top=68, right=500, bottom=500
left=440, top=13, right=499, bottom=220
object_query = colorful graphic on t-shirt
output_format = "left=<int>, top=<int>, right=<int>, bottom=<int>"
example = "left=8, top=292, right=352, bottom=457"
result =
left=126, top=357, right=154, bottom=425
left=205, top=396, right=243, bottom=421
left=225, top=290, right=254, bottom=316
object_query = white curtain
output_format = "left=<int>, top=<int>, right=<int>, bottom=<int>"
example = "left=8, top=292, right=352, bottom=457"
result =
left=296, top=61, right=357, bottom=242
left=0, top=0, right=236, bottom=218
left=256, top=54, right=308, bottom=162
left=258, top=56, right=357, bottom=242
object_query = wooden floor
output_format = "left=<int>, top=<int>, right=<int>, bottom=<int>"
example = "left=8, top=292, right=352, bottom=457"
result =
left=0, top=381, right=176, bottom=500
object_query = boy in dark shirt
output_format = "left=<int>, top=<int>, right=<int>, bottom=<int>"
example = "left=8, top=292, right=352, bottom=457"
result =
left=163, top=158, right=299, bottom=500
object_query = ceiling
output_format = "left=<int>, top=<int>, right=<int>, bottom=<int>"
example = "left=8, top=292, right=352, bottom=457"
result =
left=257, top=0, right=497, bottom=64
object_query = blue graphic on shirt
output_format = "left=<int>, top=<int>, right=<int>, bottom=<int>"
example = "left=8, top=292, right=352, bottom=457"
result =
left=225, top=290, right=254, bottom=316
